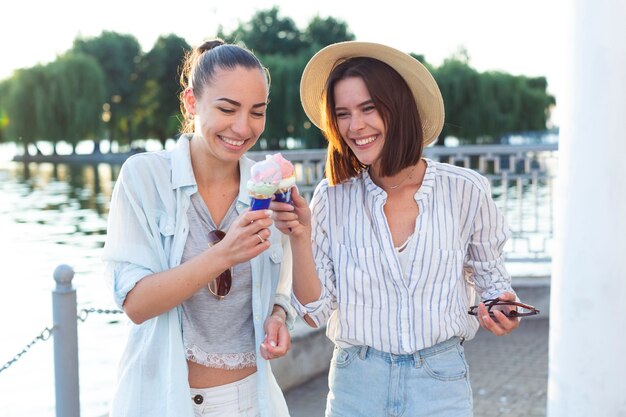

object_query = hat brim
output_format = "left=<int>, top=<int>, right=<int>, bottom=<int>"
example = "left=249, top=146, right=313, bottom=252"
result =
left=300, top=41, right=445, bottom=146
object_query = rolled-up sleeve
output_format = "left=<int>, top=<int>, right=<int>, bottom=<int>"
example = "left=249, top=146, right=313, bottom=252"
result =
left=102, top=158, right=167, bottom=309
left=466, top=176, right=514, bottom=301
left=290, top=181, right=337, bottom=327
left=273, top=234, right=297, bottom=329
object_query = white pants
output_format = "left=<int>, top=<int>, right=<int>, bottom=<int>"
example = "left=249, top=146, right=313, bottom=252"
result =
left=190, top=373, right=260, bottom=417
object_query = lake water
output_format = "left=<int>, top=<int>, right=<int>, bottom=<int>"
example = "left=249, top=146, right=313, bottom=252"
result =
left=0, top=161, right=125, bottom=417
left=0, top=154, right=553, bottom=417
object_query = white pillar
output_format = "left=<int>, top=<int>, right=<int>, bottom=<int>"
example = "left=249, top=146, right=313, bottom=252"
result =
left=548, top=0, right=626, bottom=416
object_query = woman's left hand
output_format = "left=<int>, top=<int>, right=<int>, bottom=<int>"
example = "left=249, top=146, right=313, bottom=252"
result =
left=260, top=306, right=291, bottom=360
left=477, top=291, right=521, bottom=336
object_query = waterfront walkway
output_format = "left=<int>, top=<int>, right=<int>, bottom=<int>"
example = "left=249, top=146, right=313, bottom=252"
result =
left=284, top=317, right=550, bottom=417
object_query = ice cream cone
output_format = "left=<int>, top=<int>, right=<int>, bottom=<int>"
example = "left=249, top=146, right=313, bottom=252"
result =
left=248, top=157, right=281, bottom=210
left=271, top=153, right=296, bottom=204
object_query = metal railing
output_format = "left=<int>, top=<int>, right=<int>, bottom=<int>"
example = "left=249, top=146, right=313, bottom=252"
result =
left=1, top=265, right=123, bottom=417
left=250, top=143, right=558, bottom=262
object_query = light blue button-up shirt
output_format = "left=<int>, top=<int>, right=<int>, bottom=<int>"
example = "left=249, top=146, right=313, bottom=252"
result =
left=102, top=135, right=294, bottom=417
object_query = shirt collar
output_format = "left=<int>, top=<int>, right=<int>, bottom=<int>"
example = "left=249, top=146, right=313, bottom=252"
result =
left=415, top=158, right=436, bottom=202
left=237, top=157, right=255, bottom=208
left=362, top=157, right=437, bottom=202
left=170, top=134, right=255, bottom=208
left=170, top=134, right=197, bottom=190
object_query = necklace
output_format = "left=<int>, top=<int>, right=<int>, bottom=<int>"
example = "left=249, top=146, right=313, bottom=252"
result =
left=387, top=164, right=418, bottom=190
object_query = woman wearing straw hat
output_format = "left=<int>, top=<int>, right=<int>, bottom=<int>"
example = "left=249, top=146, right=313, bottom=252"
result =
left=271, top=41, right=522, bottom=416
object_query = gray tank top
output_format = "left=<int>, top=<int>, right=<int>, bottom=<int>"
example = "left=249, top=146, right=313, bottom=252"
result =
left=180, top=192, right=256, bottom=369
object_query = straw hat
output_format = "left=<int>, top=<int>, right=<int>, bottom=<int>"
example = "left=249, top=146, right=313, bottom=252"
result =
left=300, top=41, right=445, bottom=146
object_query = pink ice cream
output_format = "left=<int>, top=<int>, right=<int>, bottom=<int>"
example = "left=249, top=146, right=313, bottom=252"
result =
left=247, top=157, right=281, bottom=210
left=271, top=153, right=296, bottom=203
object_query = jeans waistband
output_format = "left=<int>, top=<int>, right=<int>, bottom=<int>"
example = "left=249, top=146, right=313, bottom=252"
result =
left=357, top=337, right=463, bottom=365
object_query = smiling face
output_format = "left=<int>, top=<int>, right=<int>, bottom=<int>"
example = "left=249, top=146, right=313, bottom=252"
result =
left=185, top=65, right=269, bottom=163
left=333, top=76, right=386, bottom=168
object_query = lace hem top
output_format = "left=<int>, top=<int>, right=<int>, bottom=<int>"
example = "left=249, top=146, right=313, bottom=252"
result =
left=181, top=192, right=256, bottom=369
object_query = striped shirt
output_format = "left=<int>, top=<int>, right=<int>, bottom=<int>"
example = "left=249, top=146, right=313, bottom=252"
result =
left=292, top=158, right=513, bottom=354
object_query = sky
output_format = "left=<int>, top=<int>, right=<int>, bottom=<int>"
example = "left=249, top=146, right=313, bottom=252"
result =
left=2, top=0, right=570, bottom=124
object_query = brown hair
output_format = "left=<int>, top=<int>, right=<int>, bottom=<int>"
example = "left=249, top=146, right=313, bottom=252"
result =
left=321, top=57, right=424, bottom=185
left=178, top=39, right=270, bottom=133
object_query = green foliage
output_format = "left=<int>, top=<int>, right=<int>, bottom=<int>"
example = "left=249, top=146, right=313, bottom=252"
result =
left=1, top=55, right=106, bottom=153
left=73, top=31, right=142, bottom=143
left=258, top=52, right=324, bottom=149
left=47, top=54, right=106, bottom=150
left=218, top=8, right=354, bottom=56
left=4, top=65, right=48, bottom=152
left=136, top=34, right=191, bottom=146
left=304, top=15, right=355, bottom=49
left=0, top=7, right=555, bottom=153
left=218, top=7, right=354, bottom=149
left=219, top=7, right=306, bottom=55
left=0, top=80, right=9, bottom=142
left=433, top=56, right=555, bottom=144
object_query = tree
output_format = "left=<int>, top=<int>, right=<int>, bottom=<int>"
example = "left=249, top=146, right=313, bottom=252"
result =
left=0, top=79, right=11, bottom=143
left=433, top=54, right=555, bottom=144
left=219, top=8, right=355, bottom=149
left=48, top=54, right=106, bottom=153
left=304, top=15, right=355, bottom=49
left=259, top=53, right=313, bottom=149
left=137, top=34, right=190, bottom=147
left=3, top=57, right=106, bottom=154
left=435, top=57, right=484, bottom=142
left=518, top=76, right=555, bottom=132
left=4, top=65, right=49, bottom=155
left=73, top=31, right=142, bottom=145
left=218, top=6, right=305, bottom=55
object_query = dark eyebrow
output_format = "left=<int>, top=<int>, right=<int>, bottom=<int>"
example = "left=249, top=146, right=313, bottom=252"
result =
left=217, top=97, right=268, bottom=108
left=335, top=99, right=374, bottom=112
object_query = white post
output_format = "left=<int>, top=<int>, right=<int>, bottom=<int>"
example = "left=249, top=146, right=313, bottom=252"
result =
left=53, top=264, right=80, bottom=417
left=547, top=0, right=626, bottom=416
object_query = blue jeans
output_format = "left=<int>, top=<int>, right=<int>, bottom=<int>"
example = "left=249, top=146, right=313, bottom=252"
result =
left=326, top=338, right=473, bottom=417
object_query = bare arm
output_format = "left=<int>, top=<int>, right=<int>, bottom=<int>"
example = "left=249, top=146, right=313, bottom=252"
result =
left=260, top=304, right=292, bottom=359
left=124, top=209, right=274, bottom=324
left=271, top=187, right=323, bottom=327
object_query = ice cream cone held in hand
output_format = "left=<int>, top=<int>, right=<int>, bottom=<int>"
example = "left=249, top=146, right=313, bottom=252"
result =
left=247, top=156, right=281, bottom=210
left=271, top=153, right=296, bottom=203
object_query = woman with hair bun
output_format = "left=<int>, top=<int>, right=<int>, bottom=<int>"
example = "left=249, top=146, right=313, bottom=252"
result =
left=103, top=39, right=293, bottom=417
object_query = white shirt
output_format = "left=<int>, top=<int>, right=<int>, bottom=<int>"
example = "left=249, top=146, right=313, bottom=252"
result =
left=292, top=158, right=513, bottom=354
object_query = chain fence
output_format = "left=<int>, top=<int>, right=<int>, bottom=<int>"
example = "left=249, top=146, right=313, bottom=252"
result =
left=0, top=307, right=123, bottom=375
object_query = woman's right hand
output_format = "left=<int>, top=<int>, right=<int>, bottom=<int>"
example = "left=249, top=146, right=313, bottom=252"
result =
left=123, top=209, right=273, bottom=324
left=212, top=209, right=274, bottom=267
left=270, top=187, right=311, bottom=238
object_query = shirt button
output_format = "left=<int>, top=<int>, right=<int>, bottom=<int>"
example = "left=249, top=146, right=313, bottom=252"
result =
left=255, top=315, right=260, bottom=321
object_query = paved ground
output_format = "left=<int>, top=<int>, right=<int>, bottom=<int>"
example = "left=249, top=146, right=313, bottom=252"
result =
left=285, top=318, right=549, bottom=417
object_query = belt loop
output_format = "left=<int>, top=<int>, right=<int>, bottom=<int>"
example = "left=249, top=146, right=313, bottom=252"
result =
left=359, top=345, right=368, bottom=360
left=238, top=376, right=252, bottom=412
left=412, top=351, right=422, bottom=368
